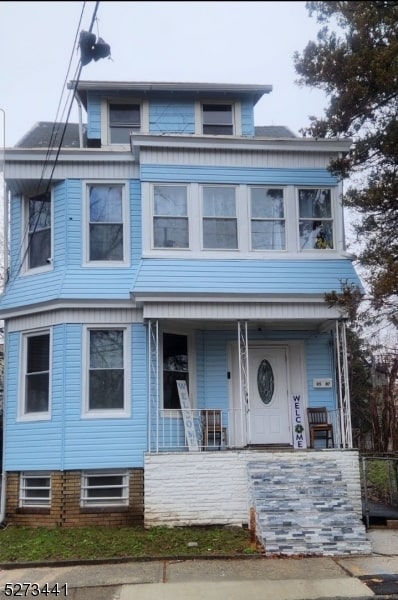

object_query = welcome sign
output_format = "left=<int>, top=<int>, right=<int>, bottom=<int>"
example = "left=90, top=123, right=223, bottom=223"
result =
left=291, top=394, right=307, bottom=449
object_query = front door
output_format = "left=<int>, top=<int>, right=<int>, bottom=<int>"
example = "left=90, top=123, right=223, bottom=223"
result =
left=248, top=346, right=291, bottom=445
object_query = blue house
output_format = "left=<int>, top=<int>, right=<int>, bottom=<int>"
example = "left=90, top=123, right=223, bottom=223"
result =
left=1, top=81, right=371, bottom=555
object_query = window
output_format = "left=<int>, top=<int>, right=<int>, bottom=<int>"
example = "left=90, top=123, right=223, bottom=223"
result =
left=153, top=185, right=188, bottom=248
left=27, top=192, right=51, bottom=269
left=202, top=186, right=237, bottom=249
left=109, top=103, right=140, bottom=143
left=163, top=333, right=189, bottom=409
left=202, top=104, right=233, bottom=135
left=20, top=472, right=51, bottom=507
left=22, top=331, right=50, bottom=417
left=250, top=188, right=285, bottom=250
left=81, top=471, right=129, bottom=506
left=86, top=328, right=128, bottom=415
left=88, top=184, right=125, bottom=262
left=298, top=189, right=333, bottom=250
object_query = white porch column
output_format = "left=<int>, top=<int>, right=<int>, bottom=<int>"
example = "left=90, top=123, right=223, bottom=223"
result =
left=148, top=319, right=159, bottom=453
left=335, top=319, right=353, bottom=448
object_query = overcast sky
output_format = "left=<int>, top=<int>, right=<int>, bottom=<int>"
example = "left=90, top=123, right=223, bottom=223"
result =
left=0, top=1, right=329, bottom=147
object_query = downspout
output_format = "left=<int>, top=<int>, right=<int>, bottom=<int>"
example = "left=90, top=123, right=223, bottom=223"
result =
left=0, top=108, right=6, bottom=525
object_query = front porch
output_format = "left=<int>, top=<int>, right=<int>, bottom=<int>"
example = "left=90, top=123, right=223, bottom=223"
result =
left=147, top=319, right=353, bottom=453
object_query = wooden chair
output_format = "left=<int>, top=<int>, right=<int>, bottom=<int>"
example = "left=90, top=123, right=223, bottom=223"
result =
left=307, top=407, right=334, bottom=448
left=202, top=410, right=227, bottom=450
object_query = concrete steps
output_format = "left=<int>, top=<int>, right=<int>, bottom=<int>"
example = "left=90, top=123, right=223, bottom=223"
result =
left=247, top=459, right=372, bottom=556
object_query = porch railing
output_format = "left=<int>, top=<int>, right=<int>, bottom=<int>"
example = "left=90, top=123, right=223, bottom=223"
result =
left=148, top=407, right=346, bottom=453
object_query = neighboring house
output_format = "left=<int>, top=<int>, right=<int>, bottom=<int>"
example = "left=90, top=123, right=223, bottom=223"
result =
left=1, top=81, right=371, bottom=555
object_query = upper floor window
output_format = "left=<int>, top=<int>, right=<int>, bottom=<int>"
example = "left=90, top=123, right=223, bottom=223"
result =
left=21, top=330, right=51, bottom=419
left=109, top=103, right=140, bottom=143
left=84, top=327, right=130, bottom=417
left=298, top=189, right=333, bottom=250
left=202, top=104, right=233, bottom=135
left=250, top=188, right=285, bottom=250
left=27, top=192, right=51, bottom=269
left=202, top=186, right=237, bottom=249
left=153, top=185, right=189, bottom=248
left=87, top=183, right=127, bottom=264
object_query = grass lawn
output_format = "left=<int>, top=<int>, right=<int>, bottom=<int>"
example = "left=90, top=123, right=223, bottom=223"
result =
left=0, top=525, right=260, bottom=563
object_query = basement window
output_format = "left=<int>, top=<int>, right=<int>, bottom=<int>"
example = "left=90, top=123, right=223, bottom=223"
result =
left=81, top=471, right=129, bottom=507
left=20, top=472, right=51, bottom=507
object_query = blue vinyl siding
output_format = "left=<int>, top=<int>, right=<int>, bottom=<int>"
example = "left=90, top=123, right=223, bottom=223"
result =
left=141, top=165, right=338, bottom=186
left=86, top=92, right=101, bottom=140
left=149, top=100, right=195, bottom=134
left=5, top=324, right=148, bottom=471
left=241, top=98, right=255, bottom=136
left=133, top=258, right=362, bottom=295
left=305, top=332, right=335, bottom=410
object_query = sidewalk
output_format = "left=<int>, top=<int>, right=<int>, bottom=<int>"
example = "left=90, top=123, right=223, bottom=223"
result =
left=0, top=528, right=397, bottom=599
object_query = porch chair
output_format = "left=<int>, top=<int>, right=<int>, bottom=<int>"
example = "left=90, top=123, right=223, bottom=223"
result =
left=307, top=407, right=334, bottom=448
left=201, top=410, right=227, bottom=450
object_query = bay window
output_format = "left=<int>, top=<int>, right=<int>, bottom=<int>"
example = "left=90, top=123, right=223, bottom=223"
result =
left=87, top=183, right=127, bottom=263
left=298, top=189, right=333, bottom=250
left=250, top=187, right=285, bottom=250
left=202, top=186, right=237, bottom=249
left=22, top=330, right=50, bottom=418
left=153, top=185, right=189, bottom=248
left=27, top=192, right=51, bottom=269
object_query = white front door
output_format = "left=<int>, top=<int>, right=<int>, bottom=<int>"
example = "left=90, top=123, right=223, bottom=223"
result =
left=248, top=346, right=291, bottom=445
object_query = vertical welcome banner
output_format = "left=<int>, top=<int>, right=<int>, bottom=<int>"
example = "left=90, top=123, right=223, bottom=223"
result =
left=291, top=394, right=307, bottom=449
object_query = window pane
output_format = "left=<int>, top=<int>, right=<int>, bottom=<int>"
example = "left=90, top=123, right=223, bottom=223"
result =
left=88, top=475, right=124, bottom=487
left=299, top=189, right=331, bottom=218
left=28, top=193, right=51, bottom=268
left=153, top=186, right=189, bottom=248
left=26, top=373, right=49, bottom=412
left=154, top=186, right=187, bottom=216
left=90, top=330, right=123, bottom=368
left=29, top=228, right=51, bottom=269
left=203, top=187, right=236, bottom=216
left=154, top=217, right=189, bottom=248
left=299, top=221, right=334, bottom=249
left=203, top=104, right=232, bottom=125
left=251, top=188, right=284, bottom=218
left=90, top=186, right=123, bottom=222
left=203, top=219, right=238, bottom=249
left=163, top=333, right=188, bottom=410
left=89, top=370, right=124, bottom=409
left=110, top=104, right=140, bottom=143
left=90, top=224, right=123, bottom=260
left=89, top=330, right=124, bottom=411
left=27, top=334, right=49, bottom=373
left=252, top=220, right=286, bottom=250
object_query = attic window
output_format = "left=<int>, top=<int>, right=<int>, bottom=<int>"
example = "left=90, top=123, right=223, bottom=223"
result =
left=109, top=104, right=140, bottom=143
left=202, top=104, right=233, bottom=135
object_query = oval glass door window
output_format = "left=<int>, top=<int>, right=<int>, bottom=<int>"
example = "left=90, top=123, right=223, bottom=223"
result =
left=257, top=359, right=274, bottom=405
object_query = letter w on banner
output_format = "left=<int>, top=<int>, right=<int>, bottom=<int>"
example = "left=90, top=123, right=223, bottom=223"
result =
left=291, top=394, right=307, bottom=449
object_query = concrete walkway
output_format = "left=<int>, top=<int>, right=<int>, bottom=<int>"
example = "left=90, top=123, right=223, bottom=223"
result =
left=0, top=528, right=397, bottom=599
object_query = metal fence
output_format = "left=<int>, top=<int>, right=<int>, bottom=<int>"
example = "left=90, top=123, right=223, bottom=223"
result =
left=360, top=454, right=398, bottom=529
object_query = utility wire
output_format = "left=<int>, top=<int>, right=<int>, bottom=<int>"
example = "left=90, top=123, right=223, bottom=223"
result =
left=11, top=2, right=101, bottom=281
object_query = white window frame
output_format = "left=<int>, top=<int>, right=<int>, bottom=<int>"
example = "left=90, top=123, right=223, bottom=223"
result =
left=83, top=180, right=130, bottom=267
left=81, top=470, right=129, bottom=507
left=20, top=472, right=51, bottom=508
left=152, top=184, right=190, bottom=249
left=249, top=186, right=287, bottom=252
left=82, top=325, right=131, bottom=419
left=201, top=185, right=239, bottom=251
left=101, top=98, right=149, bottom=146
left=19, top=329, right=52, bottom=422
left=195, top=100, right=242, bottom=136
left=22, top=190, right=53, bottom=275
left=297, top=187, right=335, bottom=252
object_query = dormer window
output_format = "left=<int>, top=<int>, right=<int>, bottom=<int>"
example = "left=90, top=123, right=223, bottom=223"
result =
left=109, top=103, right=140, bottom=143
left=202, top=104, right=233, bottom=135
